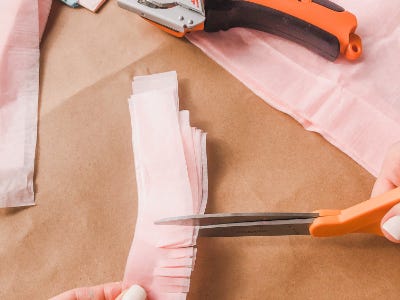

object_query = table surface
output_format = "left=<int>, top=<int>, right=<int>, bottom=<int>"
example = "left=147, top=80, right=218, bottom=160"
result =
left=1, top=1, right=399, bottom=299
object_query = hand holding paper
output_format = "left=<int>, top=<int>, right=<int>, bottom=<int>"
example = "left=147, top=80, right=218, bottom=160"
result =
left=50, top=283, right=146, bottom=300
left=51, top=71, right=207, bottom=299
left=372, top=142, right=400, bottom=243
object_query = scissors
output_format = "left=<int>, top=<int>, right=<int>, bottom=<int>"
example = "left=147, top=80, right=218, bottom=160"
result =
left=156, top=187, right=400, bottom=238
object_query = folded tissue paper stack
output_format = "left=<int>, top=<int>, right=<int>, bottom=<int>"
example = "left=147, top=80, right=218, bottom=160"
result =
left=123, top=71, right=208, bottom=299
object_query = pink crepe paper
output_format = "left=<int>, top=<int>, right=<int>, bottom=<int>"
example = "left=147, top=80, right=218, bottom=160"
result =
left=123, top=71, right=208, bottom=299
left=187, top=0, right=400, bottom=176
left=0, top=0, right=52, bottom=207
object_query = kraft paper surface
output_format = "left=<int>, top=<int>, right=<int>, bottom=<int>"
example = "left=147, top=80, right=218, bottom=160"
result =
left=1, top=1, right=399, bottom=299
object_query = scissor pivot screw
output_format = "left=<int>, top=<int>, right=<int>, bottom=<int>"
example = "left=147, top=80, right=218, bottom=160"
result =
left=179, top=16, right=184, bottom=21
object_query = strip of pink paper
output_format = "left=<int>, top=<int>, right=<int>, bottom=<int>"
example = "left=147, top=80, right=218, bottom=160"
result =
left=187, top=0, right=400, bottom=176
left=0, top=0, right=52, bottom=207
left=123, top=71, right=208, bottom=299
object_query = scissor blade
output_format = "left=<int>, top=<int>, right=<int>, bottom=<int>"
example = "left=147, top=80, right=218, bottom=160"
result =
left=199, top=219, right=314, bottom=237
left=155, top=212, right=319, bottom=226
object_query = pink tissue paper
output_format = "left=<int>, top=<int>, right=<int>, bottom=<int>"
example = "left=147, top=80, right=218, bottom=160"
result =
left=123, top=71, right=208, bottom=299
left=187, top=0, right=400, bottom=176
left=0, top=0, right=51, bottom=207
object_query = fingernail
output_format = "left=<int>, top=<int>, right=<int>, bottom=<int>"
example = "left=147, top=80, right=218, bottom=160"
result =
left=383, top=216, right=400, bottom=240
left=122, top=285, right=147, bottom=300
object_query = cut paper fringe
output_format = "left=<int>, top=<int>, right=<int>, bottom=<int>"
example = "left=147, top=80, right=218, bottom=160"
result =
left=123, top=71, right=208, bottom=299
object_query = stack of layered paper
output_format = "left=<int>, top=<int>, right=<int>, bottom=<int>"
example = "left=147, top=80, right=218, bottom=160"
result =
left=123, top=71, right=208, bottom=299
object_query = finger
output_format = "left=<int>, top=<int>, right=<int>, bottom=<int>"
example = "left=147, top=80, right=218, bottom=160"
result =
left=371, top=142, right=400, bottom=197
left=115, top=285, right=147, bottom=300
left=371, top=177, right=397, bottom=198
left=381, top=203, right=400, bottom=243
left=50, top=282, right=123, bottom=300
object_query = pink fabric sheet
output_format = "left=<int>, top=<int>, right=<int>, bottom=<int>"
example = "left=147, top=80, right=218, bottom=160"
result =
left=187, top=0, right=400, bottom=176
left=123, top=71, right=208, bottom=299
left=0, top=0, right=52, bottom=207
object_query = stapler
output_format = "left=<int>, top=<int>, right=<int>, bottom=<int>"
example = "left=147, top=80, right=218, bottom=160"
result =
left=118, top=0, right=362, bottom=61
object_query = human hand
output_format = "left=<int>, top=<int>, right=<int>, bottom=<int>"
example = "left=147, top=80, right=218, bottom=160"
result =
left=371, top=142, right=400, bottom=243
left=50, top=282, right=146, bottom=300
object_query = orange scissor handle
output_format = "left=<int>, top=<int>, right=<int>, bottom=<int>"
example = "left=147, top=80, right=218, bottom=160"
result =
left=310, top=187, right=400, bottom=237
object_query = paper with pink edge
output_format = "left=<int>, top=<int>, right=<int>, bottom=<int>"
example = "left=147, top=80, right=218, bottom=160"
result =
left=123, top=71, right=208, bottom=299
left=78, top=0, right=108, bottom=12
left=187, top=0, right=400, bottom=176
left=0, top=0, right=52, bottom=207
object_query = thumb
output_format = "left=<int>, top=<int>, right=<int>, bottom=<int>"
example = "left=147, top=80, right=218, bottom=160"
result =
left=381, top=203, right=400, bottom=243
left=116, top=285, right=147, bottom=300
